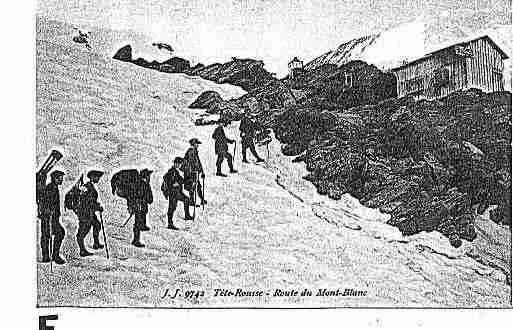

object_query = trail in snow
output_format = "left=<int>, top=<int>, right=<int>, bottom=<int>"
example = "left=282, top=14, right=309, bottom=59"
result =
left=36, top=34, right=511, bottom=308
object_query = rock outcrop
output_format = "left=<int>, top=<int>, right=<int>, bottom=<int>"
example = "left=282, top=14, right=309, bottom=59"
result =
left=159, top=57, right=191, bottom=73
left=246, top=89, right=511, bottom=247
left=112, top=45, right=132, bottom=62
left=112, top=46, right=275, bottom=93
left=191, top=57, right=275, bottom=92
left=189, top=91, right=224, bottom=109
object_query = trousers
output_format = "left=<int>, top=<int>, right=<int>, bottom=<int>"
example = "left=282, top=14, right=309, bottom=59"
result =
left=168, top=191, right=191, bottom=225
left=40, top=215, right=65, bottom=260
left=242, top=137, right=261, bottom=161
left=76, top=214, right=101, bottom=252
left=216, top=150, right=234, bottom=173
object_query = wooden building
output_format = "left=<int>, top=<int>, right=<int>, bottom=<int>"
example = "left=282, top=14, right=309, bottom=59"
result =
left=391, top=35, right=509, bottom=100
left=288, top=57, right=304, bottom=78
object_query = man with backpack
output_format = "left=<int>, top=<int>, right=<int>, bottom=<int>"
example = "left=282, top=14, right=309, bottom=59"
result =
left=76, top=170, right=105, bottom=257
left=162, top=157, right=193, bottom=230
left=40, top=170, right=66, bottom=265
left=212, top=119, right=238, bottom=177
left=239, top=113, right=264, bottom=164
left=183, top=138, right=207, bottom=206
left=131, top=169, right=154, bottom=247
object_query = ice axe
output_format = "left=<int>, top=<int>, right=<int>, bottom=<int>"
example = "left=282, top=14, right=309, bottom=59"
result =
left=120, top=212, right=134, bottom=228
left=99, top=211, right=110, bottom=259
left=233, top=140, right=237, bottom=166
left=202, top=175, right=205, bottom=211
left=192, top=175, right=198, bottom=221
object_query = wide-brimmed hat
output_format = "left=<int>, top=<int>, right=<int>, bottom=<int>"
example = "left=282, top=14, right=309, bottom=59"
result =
left=189, top=138, right=202, bottom=145
left=140, top=169, right=153, bottom=177
left=173, top=157, right=184, bottom=163
left=50, top=170, right=65, bottom=180
left=87, top=170, right=104, bottom=179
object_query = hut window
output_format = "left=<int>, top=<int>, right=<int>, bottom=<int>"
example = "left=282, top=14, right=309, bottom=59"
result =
left=433, top=67, right=450, bottom=87
left=405, top=77, right=424, bottom=94
left=344, top=72, right=353, bottom=87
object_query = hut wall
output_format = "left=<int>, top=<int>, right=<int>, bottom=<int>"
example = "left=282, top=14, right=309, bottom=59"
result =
left=394, top=51, right=467, bottom=99
left=466, top=38, right=505, bottom=92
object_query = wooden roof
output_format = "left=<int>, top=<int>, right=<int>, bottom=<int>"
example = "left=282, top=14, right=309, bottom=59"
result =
left=391, top=35, right=509, bottom=72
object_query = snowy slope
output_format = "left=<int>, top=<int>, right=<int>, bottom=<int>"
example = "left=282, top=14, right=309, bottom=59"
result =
left=36, top=29, right=511, bottom=307
left=304, top=19, right=426, bottom=71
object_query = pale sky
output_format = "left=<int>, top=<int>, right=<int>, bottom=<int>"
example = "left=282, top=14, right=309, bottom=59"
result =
left=37, top=0, right=511, bottom=76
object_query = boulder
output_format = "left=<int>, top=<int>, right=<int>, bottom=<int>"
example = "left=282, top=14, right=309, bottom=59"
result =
left=189, top=91, right=224, bottom=109
left=113, top=45, right=133, bottom=62
left=160, top=57, right=191, bottom=73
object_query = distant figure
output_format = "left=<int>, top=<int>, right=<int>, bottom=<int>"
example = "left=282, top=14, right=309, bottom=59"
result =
left=76, top=170, right=105, bottom=257
left=40, top=170, right=66, bottom=265
left=72, top=29, right=91, bottom=50
left=212, top=119, right=238, bottom=177
left=152, top=42, right=174, bottom=53
left=131, top=169, right=153, bottom=248
left=239, top=113, right=264, bottom=163
left=162, top=157, right=193, bottom=230
left=183, top=138, right=207, bottom=206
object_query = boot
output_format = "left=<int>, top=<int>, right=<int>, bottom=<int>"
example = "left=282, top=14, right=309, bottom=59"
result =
left=79, top=249, right=94, bottom=257
left=242, top=158, right=249, bottom=163
left=92, top=242, right=104, bottom=250
left=229, top=169, right=238, bottom=173
left=167, top=214, right=180, bottom=230
left=92, top=230, right=103, bottom=250
left=77, top=237, right=93, bottom=257
left=216, top=172, right=227, bottom=177
left=132, top=241, right=145, bottom=248
left=52, top=255, right=66, bottom=265
left=41, top=240, right=50, bottom=263
left=256, top=157, right=264, bottom=163
left=52, top=237, right=65, bottom=264
left=184, top=209, right=194, bottom=221
left=131, top=229, right=145, bottom=247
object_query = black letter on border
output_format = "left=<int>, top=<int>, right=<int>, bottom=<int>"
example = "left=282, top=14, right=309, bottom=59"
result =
left=39, top=315, right=58, bottom=330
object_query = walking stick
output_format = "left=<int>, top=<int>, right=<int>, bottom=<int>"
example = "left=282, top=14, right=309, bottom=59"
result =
left=192, top=173, right=198, bottom=220
left=267, top=144, right=270, bottom=159
left=202, top=175, right=205, bottom=211
left=233, top=140, right=237, bottom=166
left=120, top=212, right=134, bottom=228
left=49, top=213, right=53, bottom=273
left=99, top=211, right=110, bottom=259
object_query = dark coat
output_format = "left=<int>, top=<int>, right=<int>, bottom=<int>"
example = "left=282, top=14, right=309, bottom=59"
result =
left=183, top=147, right=204, bottom=177
left=133, top=180, right=153, bottom=214
left=78, top=182, right=102, bottom=219
left=239, top=117, right=257, bottom=139
left=212, top=126, right=234, bottom=154
left=41, top=182, right=61, bottom=219
left=163, top=167, right=185, bottom=196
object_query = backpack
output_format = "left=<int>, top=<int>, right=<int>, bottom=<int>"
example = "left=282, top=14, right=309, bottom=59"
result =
left=111, top=169, right=140, bottom=199
left=111, top=169, right=145, bottom=212
left=161, top=175, right=169, bottom=198
left=64, top=175, right=86, bottom=214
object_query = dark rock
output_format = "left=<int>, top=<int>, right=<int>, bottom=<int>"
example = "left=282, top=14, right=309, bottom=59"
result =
left=160, top=57, right=191, bottom=73
left=193, top=58, right=275, bottom=92
left=282, top=143, right=306, bottom=156
left=133, top=57, right=151, bottom=68
left=189, top=91, right=224, bottom=109
left=260, top=88, right=511, bottom=247
left=113, top=45, right=132, bottom=62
